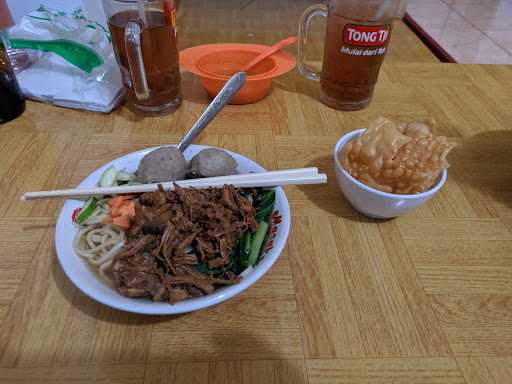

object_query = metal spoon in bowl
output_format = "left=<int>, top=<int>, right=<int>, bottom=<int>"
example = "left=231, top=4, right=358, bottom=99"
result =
left=177, top=72, right=246, bottom=152
left=176, top=37, right=297, bottom=152
left=241, top=36, right=297, bottom=73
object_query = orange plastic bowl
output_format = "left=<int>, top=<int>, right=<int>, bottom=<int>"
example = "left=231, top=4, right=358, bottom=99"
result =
left=180, top=43, right=296, bottom=104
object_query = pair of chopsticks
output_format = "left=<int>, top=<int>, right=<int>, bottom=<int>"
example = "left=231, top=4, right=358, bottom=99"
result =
left=20, top=167, right=327, bottom=201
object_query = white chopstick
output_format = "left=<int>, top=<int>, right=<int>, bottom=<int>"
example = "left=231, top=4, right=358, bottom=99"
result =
left=21, top=168, right=326, bottom=201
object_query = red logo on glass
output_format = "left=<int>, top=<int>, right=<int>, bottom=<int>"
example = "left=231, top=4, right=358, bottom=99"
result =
left=342, top=24, right=391, bottom=47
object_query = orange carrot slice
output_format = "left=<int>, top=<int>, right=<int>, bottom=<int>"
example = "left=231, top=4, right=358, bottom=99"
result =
left=109, top=195, right=129, bottom=209
left=118, top=201, right=135, bottom=217
left=112, top=215, right=131, bottom=229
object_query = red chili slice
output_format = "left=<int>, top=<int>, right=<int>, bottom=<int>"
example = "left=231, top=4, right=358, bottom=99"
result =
left=71, top=207, right=81, bottom=222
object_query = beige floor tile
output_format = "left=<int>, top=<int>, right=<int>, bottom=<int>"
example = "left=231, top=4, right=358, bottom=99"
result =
left=485, top=30, right=512, bottom=55
left=444, top=36, right=512, bottom=64
left=407, top=0, right=512, bottom=63
left=407, top=0, right=459, bottom=29
left=442, top=0, right=509, bottom=5
left=451, top=2, right=512, bottom=31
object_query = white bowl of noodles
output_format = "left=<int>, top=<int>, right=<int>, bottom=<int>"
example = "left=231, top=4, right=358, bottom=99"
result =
left=55, top=145, right=291, bottom=315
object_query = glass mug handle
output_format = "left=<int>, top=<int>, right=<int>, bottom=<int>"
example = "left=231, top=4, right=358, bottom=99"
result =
left=124, top=21, right=150, bottom=101
left=298, top=4, right=328, bottom=82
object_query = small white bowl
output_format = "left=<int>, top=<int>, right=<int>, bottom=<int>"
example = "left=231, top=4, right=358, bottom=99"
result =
left=334, top=129, right=447, bottom=219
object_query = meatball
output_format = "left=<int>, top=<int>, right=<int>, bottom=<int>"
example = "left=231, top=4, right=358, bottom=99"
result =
left=189, top=148, right=238, bottom=178
left=136, top=146, right=188, bottom=183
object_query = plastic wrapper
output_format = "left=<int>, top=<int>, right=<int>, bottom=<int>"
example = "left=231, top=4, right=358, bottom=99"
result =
left=7, top=5, right=123, bottom=113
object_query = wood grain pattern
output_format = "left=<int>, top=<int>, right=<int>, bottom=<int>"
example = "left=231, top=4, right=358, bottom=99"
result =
left=377, top=221, right=452, bottom=356
left=457, top=358, right=496, bottom=384
left=444, top=327, right=512, bottom=356
left=144, top=360, right=307, bottom=384
left=148, top=295, right=303, bottom=362
left=0, top=364, right=145, bottom=383
left=502, top=218, right=512, bottom=234
left=405, top=239, right=512, bottom=266
left=416, top=266, right=512, bottom=295
left=307, top=217, right=365, bottom=357
left=333, top=218, right=429, bottom=357
left=288, top=217, right=337, bottom=358
left=430, top=295, right=512, bottom=327
left=307, top=358, right=465, bottom=384
left=482, top=358, right=512, bottom=384
left=0, top=0, right=511, bottom=382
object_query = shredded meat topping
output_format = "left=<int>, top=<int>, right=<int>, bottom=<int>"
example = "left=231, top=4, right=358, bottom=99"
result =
left=110, top=185, right=255, bottom=303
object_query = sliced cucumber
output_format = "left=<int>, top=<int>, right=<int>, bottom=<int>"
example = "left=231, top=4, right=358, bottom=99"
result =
left=116, top=171, right=135, bottom=182
left=75, top=197, right=97, bottom=225
left=99, top=166, right=118, bottom=187
left=247, top=221, right=269, bottom=267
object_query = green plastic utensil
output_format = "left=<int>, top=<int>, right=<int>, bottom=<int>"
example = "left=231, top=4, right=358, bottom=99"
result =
left=9, top=38, right=103, bottom=73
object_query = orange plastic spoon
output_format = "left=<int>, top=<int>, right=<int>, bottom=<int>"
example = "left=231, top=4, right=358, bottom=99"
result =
left=241, top=36, right=297, bottom=72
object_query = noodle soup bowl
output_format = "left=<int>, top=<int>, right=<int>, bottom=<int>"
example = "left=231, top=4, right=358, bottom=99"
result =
left=334, top=129, right=448, bottom=219
left=55, top=145, right=291, bottom=315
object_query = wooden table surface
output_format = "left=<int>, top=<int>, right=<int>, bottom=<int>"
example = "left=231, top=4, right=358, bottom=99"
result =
left=2, top=1, right=512, bottom=383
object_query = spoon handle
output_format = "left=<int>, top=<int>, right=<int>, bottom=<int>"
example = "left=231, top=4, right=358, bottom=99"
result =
left=242, top=36, right=297, bottom=72
left=177, top=72, right=246, bottom=152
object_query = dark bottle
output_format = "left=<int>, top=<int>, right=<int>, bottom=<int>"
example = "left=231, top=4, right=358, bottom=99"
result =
left=0, top=31, right=25, bottom=124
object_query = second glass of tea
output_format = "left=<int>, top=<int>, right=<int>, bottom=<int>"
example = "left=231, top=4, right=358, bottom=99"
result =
left=103, top=0, right=181, bottom=116
left=298, top=0, right=401, bottom=111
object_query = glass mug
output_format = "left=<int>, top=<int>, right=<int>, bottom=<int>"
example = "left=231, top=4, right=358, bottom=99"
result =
left=102, top=0, right=182, bottom=116
left=298, top=0, right=400, bottom=111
